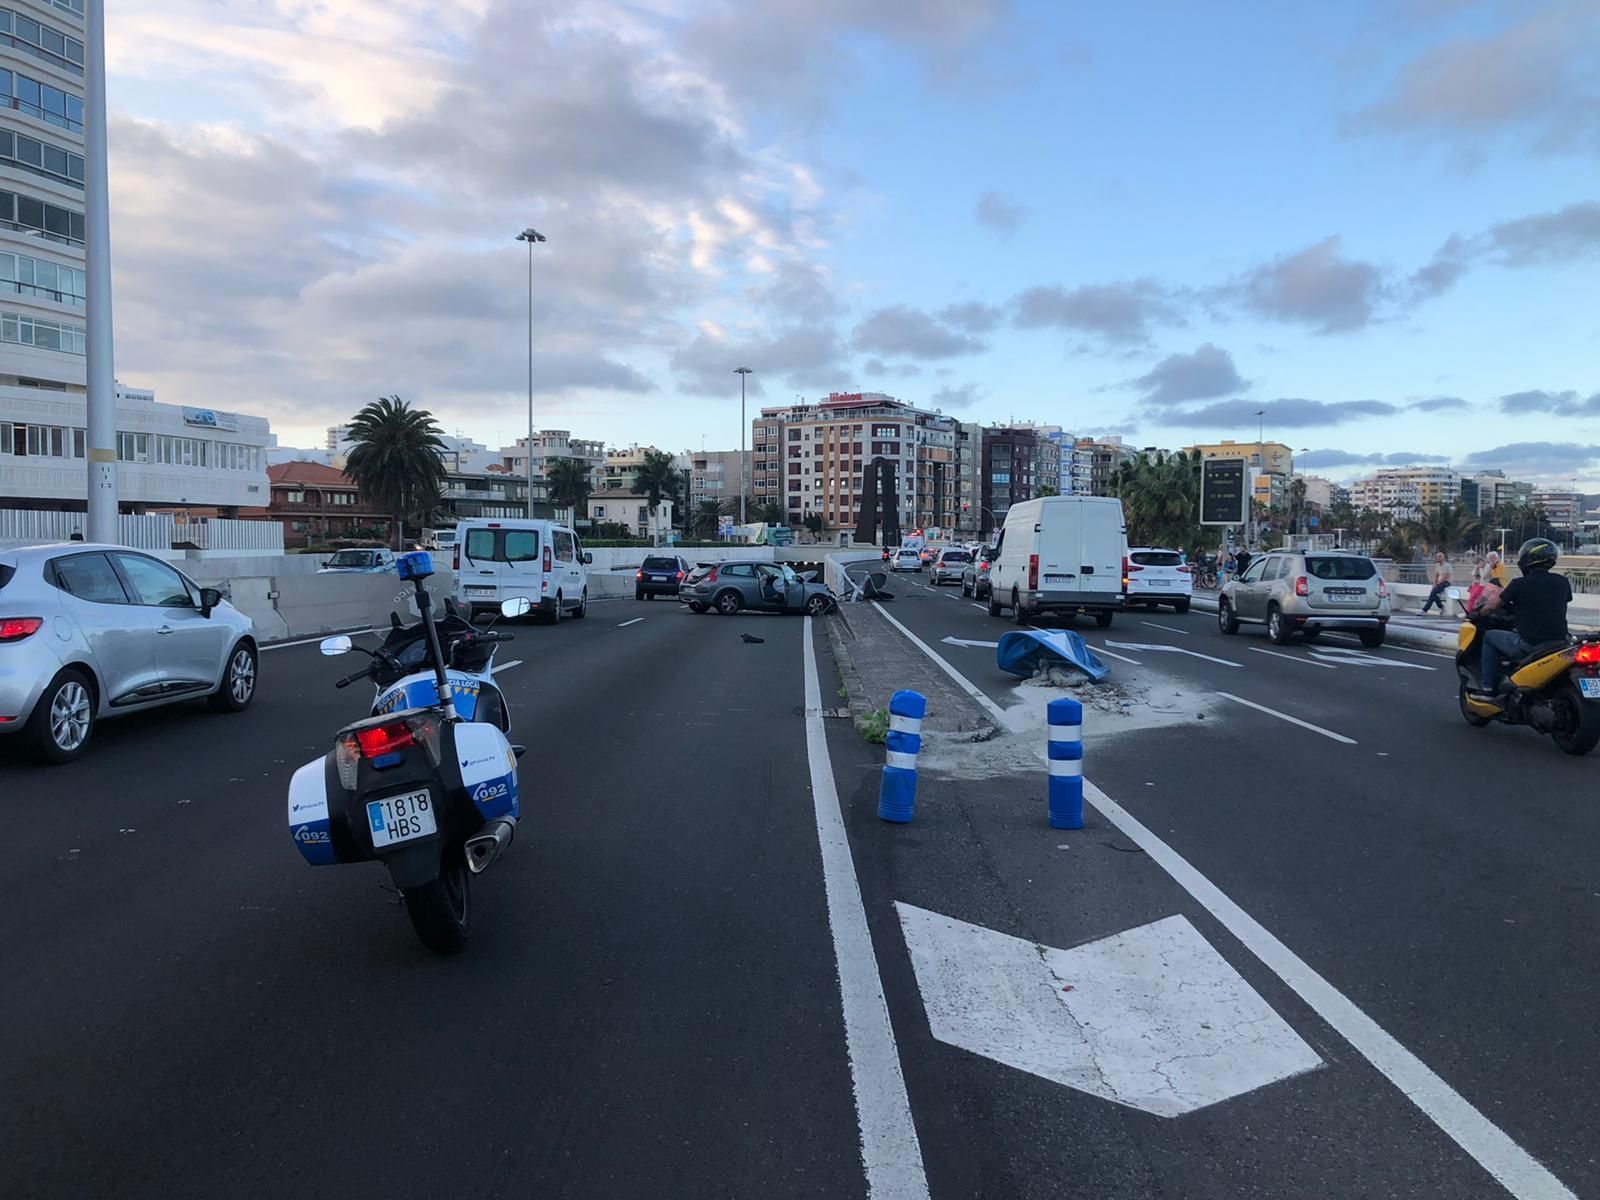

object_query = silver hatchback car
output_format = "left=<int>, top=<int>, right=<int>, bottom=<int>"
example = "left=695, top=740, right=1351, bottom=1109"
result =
left=1218, top=548, right=1391, bottom=647
left=0, top=543, right=258, bottom=763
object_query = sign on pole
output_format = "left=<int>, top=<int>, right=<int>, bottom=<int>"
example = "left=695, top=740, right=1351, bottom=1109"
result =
left=1200, top=457, right=1247, bottom=526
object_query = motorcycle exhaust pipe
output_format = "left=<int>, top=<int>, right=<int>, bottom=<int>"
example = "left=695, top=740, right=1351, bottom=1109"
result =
left=464, top=816, right=517, bottom=874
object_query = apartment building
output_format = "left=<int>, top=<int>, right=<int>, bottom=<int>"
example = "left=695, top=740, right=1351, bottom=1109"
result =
left=1463, top=471, right=1534, bottom=516
left=1185, top=439, right=1296, bottom=476
left=1529, top=490, right=1582, bottom=533
left=1349, top=466, right=1461, bottom=519
left=688, top=448, right=743, bottom=511
left=752, top=392, right=956, bottom=535
left=980, top=425, right=1038, bottom=527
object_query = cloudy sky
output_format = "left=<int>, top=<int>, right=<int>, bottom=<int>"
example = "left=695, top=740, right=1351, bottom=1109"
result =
left=105, top=0, right=1597, bottom=483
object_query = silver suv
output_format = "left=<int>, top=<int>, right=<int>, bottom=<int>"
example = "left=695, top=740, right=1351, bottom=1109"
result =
left=0, top=543, right=258, bottom=763
left=1218, top=549, right=1391, bottom=647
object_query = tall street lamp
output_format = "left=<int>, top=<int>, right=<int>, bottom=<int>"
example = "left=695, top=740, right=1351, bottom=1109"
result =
left=516, top=228, right=546, bottom=518
left=85, top=0, right=117, bottom=542
left=735, top=367, right=753, bottom=525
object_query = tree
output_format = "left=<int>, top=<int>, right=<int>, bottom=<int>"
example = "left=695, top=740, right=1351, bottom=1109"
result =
left=546, top=457, right=594, bottom=520
left=1034, top=481, right=1060, bottom=498
left=1411, top=502, right=1481, bottom=555
left=693, top=500, right=724, bottom=538
left=633, top=448, right=680, bottom=545
left=343, top=395, right=446, bottom=550
left=1287, top=476, right=1307, bottom=535
left=1110, top=450, right=1203, bottom=550
left=803, top=512, right=825, bottom=539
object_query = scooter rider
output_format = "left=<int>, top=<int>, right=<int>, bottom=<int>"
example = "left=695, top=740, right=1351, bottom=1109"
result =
left=1473, top=538, right=1570, bottom=697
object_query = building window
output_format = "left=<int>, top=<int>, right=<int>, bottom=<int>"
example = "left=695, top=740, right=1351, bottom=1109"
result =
left=0, top=189, right=83, bottom=244
left=115, top=432, right=149, bottom=463
left=0, top=67, right=84, bottom=132
left=0, top=129, right=84, bottom=188
left=0, top=249, right=83, bottom=304
left=0, top=309, right=83, bottom=353
left=0, top=11, right=84, bottom=77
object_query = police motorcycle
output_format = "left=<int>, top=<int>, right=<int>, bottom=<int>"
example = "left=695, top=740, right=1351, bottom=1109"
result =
left=1451, top=587, right=1600, bottom=756
left=286, top=551, right=530, bottom=952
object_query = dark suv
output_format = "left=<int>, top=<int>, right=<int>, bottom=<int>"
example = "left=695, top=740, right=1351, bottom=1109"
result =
left=636, top=554, right=689, bottom=600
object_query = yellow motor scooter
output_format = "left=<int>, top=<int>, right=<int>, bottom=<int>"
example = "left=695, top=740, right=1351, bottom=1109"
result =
left=1451, top=588, right=1600, bottom=756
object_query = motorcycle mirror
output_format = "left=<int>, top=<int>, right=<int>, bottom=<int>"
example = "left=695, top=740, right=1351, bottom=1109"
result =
left=1445, top=587, right=1462, bottom=600
left=319, top=635, right=353, bottom=656
left=500, top=596, right=533, bottom=618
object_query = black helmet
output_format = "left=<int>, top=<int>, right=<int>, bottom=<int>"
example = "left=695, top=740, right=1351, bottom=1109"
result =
left=1516, top=537, right=1558, bottom=573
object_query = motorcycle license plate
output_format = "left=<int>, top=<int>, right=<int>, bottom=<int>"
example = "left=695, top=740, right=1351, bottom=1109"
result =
left=1580, top=678, right=1600, bottom=700
left=367, top=789, right=436, bottom=849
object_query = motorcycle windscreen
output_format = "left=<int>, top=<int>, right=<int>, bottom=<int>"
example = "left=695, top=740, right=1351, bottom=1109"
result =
left=454, top=722, right=520, bottom=820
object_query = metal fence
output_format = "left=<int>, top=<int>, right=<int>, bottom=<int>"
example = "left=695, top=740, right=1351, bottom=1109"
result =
left=0, top=509, right=174, bottom=549
left=173, top=518, right=284, bottom=551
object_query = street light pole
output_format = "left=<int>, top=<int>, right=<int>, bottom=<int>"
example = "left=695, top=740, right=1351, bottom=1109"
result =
left=516, top=228, right=545, bottom=518
left=734, top=367, right=752, bottom=525
left=84, top=0, right=117, bottom=542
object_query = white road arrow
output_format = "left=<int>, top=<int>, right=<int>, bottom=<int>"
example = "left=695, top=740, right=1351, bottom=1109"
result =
left=941, top=636, right=1000, bottom=649
left=1103, top=640, right=1241, bottom=667
left=896, top=904, right=1321, bottom=1118
left=1310, top=646, right=1435, bottom=671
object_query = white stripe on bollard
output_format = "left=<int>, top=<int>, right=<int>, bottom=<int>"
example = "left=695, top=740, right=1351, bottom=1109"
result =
left=1047, top=758, right=1084, bottom=777
left=1047, top=724, right=1083, bottom=743
left=889, top=713, right=925, bottom=734
left=887, top=750, right=920, bottom=770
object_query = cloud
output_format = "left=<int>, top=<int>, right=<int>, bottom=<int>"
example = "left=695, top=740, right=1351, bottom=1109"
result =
left=1462, top=442, right=1600, bottom=474
left=974, top=190, right=1027, bottom=233
left=938, top=300, right=1003, bottom=333
left=1169, top=398, right=1401, bottom=429
left=1131, top=343, right=1248, bottom=406
left=1410, top=395, right=1469, bottom=412
left=671, top=324, right=849, bottom=397
left=929, top=383, right=982, bottom=410
left=1297, top=448, right=1452, bottom=469
left=1498, top=389, right=1600, bottom=416
left=1012, top=281, right=1183, bottom=345
left=1485, top=201, right=1600, bottom=266
left=851, top=305, right=987, bottom=359
left=749, top=260, right=840, bottom=323
left=1346, top=6, right=1600, bottom=157
left=1221, top=237, right=1386, bottom=333
left=862, top=358, right=923, bottom=379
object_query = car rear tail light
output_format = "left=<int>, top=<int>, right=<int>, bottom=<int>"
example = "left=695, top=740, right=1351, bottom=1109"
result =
left=0, top=617, right=43, bottom=642
left=452, top=544, right=460, bottom=571
left=980, top=561, right=989, bottom=573
left=677, top=570, right=685, bottom=581
left=1121, top=556, right=1130, bottom=592
left=1377, top=578, right=1389, bottom=598
left=1176, top=565, right=1191, bottom=574
left=1126, top=563, right=1144, bottom=572
left=636, top=570, right=644, bottom=580
left=1574, top=643, right=1600, bottom=665
left=543, top=546, right=552, bottom=572
left=1028, top=554, right=1039, bottom=590
left=1295, top=576, right=1309, bottom=597
left=706, top=567, right=719, bottom=583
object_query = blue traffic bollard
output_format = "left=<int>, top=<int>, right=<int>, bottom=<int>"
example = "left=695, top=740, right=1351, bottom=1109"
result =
left=878, top=689, right=926, bottom=823
left=1047, top=697, right=1084, bottom=829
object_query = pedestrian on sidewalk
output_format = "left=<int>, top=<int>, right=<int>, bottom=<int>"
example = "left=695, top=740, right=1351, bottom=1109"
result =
left=1420, top=552, right=1453, bottom=614
left=1233, top=546, right=1253, bottom=578
left=1468, top=555, right=1488, bottom=611
left=1485, top=550, right=1508, bottom=586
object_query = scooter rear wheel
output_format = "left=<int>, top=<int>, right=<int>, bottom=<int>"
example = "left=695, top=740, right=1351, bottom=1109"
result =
left=404, top=852, right=472, bottom=953
left=1550, top=684, right=1600, bottom=756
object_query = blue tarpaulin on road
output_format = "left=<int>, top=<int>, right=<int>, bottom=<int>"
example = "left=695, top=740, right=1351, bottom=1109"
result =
left=996, top=629, right=1110, bottom=683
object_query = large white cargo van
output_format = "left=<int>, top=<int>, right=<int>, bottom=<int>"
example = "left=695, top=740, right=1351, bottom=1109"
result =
left=453, top=519, right=590, bottom=624
left=987, top=496, right=1128, bottom=626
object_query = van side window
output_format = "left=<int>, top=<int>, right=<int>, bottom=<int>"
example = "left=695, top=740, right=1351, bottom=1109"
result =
left=504, top=531, right=539, bottom=563
left=553, top=530, right=574, bottom=562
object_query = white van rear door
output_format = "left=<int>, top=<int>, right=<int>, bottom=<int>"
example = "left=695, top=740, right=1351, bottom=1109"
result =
left=500, top=526, right=544, bottom=604
left=1036, top=501, right=1084, bottom=592
left=459, top=526, right=502, bottom=600
left=1082, top=502, right=1126, bottom=591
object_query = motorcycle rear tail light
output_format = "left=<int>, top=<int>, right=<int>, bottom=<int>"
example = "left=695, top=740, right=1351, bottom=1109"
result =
left=337, top=715, right=443, bottom=788
left=0, top=616, right=43, bottom=642
left=1574, top=643, right=1600, bottom=665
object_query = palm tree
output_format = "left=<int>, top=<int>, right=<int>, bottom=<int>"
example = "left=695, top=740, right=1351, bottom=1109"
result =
left=1412, top=502, right=1481, bottom=555
left=693, top=499, right=723, bottom=538
left=633, top=448, right=680, bottom=546
left=546, top=457, right=594, bottom=521
left=343, top=395, right=446, bottom=550
left=1034, top=481, right=1060, bottom=498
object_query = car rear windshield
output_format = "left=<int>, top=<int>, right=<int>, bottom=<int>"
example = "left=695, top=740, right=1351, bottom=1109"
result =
left=464, top=528, right=539, bottom=563
left=1305, top=555, right=1377, bottom=580
left=941, top=550, right=970, bottom=562
left=326, top=550, right=376, bottom=567
left=643, top=556, right=677, bottom=570
left=1131, top=551, right=1181, bottom=567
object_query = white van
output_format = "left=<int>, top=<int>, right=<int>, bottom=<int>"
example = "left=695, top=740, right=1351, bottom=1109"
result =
left=453, top=519, right=591, bottom=623
left=987, top=496, right=1128, bottom=627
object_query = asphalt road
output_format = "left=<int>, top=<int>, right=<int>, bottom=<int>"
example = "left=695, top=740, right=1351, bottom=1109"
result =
left=3, top=574, right=1596, bottom=1199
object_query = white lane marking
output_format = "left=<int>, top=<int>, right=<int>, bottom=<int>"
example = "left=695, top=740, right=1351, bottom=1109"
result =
left=1083, top=780, right=1578, bottom=1200
left=801, top=617, right=930, bottom=1199
left=868, top=605, right=1578, bottom=1197
left=970, top=603, right=988, bottom=611
left=941, top=636, right=999, bottom=649
left=1310, top=646, right=1435, bottom=672
left=1088, top=645, right=1143, bottom=665
left=263, top=628, right=379, bottom=651
left=489, top=659, right=522, bottom=674
left=617, top=617, right=644, bottom=628
left=1141, top=621, right=1191, bottom=636
left=896, top=905, right=1321, bottom=1117
left=871, top=603, right=1010, bottom=725
left=1214, top=691, right=1357, bottom=744
left=1105, top=640, right=1242, bottom=668
left=1250, top=647, right=1337, bottom=670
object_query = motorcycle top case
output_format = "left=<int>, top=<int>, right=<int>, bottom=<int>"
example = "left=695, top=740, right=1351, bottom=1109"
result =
left=454, top=721, right=519, bottom=821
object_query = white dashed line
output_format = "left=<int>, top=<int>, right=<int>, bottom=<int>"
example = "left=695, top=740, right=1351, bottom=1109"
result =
left=1249, top=647, right=1336, bottom=670
left=617, top=617, right=644, bottom=628
left=1214, top=691, right=1356, bottom=744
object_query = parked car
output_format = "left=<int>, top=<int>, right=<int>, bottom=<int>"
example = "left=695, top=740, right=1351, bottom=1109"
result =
left=453, top=518, right=591, bottom=623
left=890, top=547, right=923, bottom=573
left=1125, top=546, right=1193, bottom=613
left=317, top=548, right=396, bottom=574
left=988, top=496, right=1128, bottom=627
left=931, top=547, right=972, bottom=585
left=0, top=543, right=258, bottom=763
left=679, top=562, right=836, bottom=616
left=960, top=545, right=997, bottom=599
left=636, top=554, right=690, bottom=600
left=1218, top=549, right=1390, bottom=647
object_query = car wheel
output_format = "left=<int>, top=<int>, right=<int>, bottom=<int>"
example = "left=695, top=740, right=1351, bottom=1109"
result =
left=688, top=601, right=708, bottom=613
left=1012, top=589, right=1028, bottom=625
left=805, top=594, right=832, bottom=616
left=987, top=589, right=1003, bottom=618
left=635, top=589, right=644, bottom=601
left=573, top=589, right=587, bottom=618
left=1359, top=627, right=1385, bottom=649
left=1218, top=601, right=1240, bottom=635
left=209, top=641, right=258, bottom=713
left=1173, top=599, right=1190, bottom=615
left=716, top=590, right=742, bottom=616
left=1267, top=606, right=1293, bottom=645
left=26, top=668, right=95, bottom=764
left=548, top=593, right=562, bottom=625
left=961, top=580, right=971, bottom=597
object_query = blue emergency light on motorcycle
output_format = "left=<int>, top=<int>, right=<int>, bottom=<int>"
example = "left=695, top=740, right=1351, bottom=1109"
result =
left=395, top=551, right=434, bottom=581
